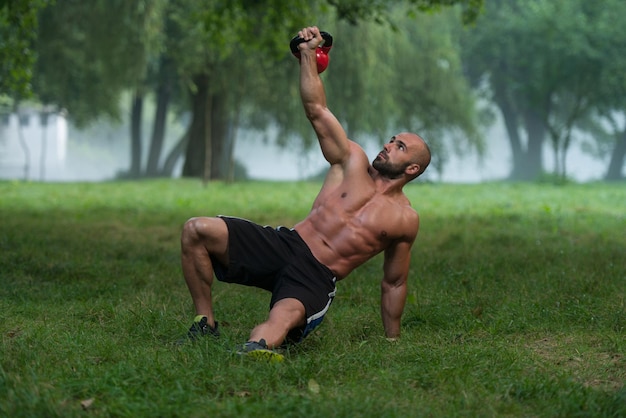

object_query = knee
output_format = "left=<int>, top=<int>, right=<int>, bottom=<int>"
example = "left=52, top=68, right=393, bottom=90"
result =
left=181, top=217, right=208, bottom=246
left=181, top=217, right=226, bottom=251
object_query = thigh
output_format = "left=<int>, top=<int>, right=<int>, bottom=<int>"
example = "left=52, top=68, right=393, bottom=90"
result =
left=268, top=298, right=306, bottom=330
left=221, top=217, right=294, bottom=274
left=213, top=217, right=293, bottom=289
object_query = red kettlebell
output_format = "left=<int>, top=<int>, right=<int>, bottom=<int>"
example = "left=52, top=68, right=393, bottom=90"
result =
left=290, top=31, right=333, bottom=73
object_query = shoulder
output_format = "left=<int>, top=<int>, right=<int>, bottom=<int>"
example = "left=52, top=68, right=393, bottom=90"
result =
left=324, top=140, right=371, bottom=183
left=343, top=140, right=373, bottom=178
left=344, top=140, right=369, bottom=165
left=398, top=201, right=420, bottom=242
left=347, top=139, right=366, bottom=153
left=383, top=204, right=418, bottom=262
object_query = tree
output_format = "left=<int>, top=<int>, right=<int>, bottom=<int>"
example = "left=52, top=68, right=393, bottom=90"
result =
left=582, top=0, right=626, bottom=180
left=3, top=0, right=484, bottom=181
left=0, top=0, right=49, bottom=101
left=326, top=0, right=483, bottom=25
left=159, top=0, right=485, bottom=181
left=176, top=3, right=483, bottom=181
left=462, top=0, right=549, bottom=180
left=25, top=0, right=165, bottom=179
left=324, top=8, right=483, bottom=176
left=33, top=0, right=159, bottom=126
left=524, top=1, right=605, bottom=181
left=463, top=0, right=626, bottom=181
left=1, top=0, right=50, bottom=181
left=165, top=1, right=294, bottom=180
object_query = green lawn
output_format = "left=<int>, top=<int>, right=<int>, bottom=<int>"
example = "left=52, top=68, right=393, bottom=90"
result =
left=1, top=179, right=624, bottom=417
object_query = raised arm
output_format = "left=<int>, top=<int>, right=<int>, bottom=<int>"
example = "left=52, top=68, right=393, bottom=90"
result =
left=297, top=26, right=350, bottom=165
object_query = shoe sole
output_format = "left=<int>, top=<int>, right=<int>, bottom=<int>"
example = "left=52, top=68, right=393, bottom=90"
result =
left=244, top=349, right=285, bottom=363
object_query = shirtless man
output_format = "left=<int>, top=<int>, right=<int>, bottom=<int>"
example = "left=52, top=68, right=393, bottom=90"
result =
left=180, top=26, right=431, bottom=356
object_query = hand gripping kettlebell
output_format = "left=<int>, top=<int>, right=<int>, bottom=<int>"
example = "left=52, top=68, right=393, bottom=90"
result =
left=290, top=31, right=333, bottom=73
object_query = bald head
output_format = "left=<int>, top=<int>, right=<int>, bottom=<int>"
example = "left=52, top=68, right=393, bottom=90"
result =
left=399, top=132, right=431, bottom=180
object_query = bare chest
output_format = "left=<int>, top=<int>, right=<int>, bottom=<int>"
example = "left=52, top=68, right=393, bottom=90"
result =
left=313, top=186, right=409, bottom=242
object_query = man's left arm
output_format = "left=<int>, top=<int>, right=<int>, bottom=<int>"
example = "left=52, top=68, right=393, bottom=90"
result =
left=380, top=239, right=413, bottom=339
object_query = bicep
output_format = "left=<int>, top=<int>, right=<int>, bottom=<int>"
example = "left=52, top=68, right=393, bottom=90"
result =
left=382, top=210, right=419, bottom=285
left=382, top=240, right=413, bottom=287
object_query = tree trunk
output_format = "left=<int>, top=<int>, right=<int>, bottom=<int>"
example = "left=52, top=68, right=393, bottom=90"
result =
left=522, top=109, right=545, bottom=181
left=605, top=129, right=626, bottom=181
left=549, top=132, right=560, bottom=178
left=202, top=92, right=213, bottom=185
left=182, top=74, right=233, bottom=181
left=129, top=92, right=143, bottom=178
left=559, top=129, right=575, bottom=181
left=495, top=92, right=525, bottom=180
left=160, top=130, right=189, bottom=177
left=146, top=81, right=171, bottom=176
left=146, top=58, right=174, bottom=177
left=225, top=110, right=240, bottom=182
left=182, top=74, right=210, bottom=178
left=210, top=94, right=228, bottom=180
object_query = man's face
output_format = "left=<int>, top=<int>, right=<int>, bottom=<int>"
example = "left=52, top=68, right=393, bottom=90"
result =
left=372, top=136, right=413, bottom=179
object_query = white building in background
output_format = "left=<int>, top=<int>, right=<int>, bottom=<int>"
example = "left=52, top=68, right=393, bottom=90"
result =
left=0, top=108, right=68, bottom=181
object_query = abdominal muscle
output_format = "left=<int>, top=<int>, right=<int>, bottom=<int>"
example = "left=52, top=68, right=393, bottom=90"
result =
left=294, top=201, right=393, bottom=280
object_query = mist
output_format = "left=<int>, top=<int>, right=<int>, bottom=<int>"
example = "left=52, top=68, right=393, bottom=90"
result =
left=0, top=108, right=609, bottom=183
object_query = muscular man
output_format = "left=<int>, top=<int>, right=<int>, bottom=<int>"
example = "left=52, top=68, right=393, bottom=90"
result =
left=180, top=26, right=431, bottom=357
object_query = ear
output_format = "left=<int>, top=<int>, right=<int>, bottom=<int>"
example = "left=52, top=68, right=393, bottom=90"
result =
left=405, top=163, right=420, bottom=176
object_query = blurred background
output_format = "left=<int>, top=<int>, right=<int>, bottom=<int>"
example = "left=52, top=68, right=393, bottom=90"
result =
left=1, top=0, right=624, bottom=183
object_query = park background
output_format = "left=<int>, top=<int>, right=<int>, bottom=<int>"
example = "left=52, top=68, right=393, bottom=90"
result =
left=1, top=0, right=625, bottom=184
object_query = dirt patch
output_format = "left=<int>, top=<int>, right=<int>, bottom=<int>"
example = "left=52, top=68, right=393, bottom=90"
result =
left=526, top=335, right=625, bottom=391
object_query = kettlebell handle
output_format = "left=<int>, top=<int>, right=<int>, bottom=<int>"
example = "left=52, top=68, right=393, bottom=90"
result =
left=290, top=31, right=333, bottom=55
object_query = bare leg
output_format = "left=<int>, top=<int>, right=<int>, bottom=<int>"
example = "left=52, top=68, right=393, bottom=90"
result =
left=180, top=217, right=229, bottom=329
left=248, top=298, right=306, bottom=348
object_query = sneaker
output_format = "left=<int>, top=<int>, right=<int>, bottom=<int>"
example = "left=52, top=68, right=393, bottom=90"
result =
left=178, top=315, right=219, bottom=344
left=237, top=339, right=285, bottom=363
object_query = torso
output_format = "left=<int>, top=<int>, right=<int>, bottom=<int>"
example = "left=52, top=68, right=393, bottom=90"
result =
left=294, top=141, right=418, bottom=279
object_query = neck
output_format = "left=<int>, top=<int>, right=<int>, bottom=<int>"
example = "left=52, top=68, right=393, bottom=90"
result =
left=370, top=169, right=406, bottom=194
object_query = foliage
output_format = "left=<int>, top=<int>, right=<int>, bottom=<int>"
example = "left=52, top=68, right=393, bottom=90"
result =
left=462, top=0, right=626, bottom=181
left=580, top=0, right=626, bottom=180
left=2, top=0, right=484, bottom=180
left=585, top=0, right=626, bottom=112
left=245, top=6, right=482, bottom=178
left=0, top=0, right=50, bottom=101
left=326, top=0, right=484, bottom=25
left=0, top=180, right=624, bottom=417
left=32, top=0, right=161, bottom=126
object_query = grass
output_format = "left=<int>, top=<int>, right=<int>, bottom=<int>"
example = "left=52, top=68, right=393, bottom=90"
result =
left=0, top=179, right=624, bottom=417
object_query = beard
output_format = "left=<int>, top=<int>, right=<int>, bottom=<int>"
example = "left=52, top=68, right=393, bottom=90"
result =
left=372, top=156, right=409, bottom=179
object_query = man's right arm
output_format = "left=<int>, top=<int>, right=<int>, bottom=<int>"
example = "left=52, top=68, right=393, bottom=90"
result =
left=298, top=26, right=350, bottom=166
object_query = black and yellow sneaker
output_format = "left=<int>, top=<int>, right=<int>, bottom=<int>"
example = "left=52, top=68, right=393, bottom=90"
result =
left=237, top=339, right=284, bottom=363
left=177, top=315, right=219, bottom=344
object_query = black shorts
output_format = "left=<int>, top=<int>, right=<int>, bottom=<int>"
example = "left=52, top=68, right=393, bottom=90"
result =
left=212, top=216, right=337, bottom=342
